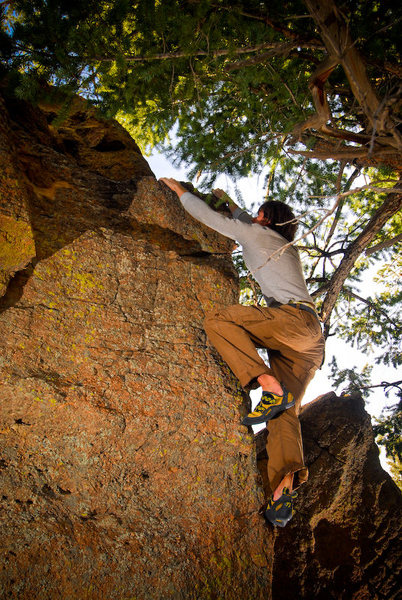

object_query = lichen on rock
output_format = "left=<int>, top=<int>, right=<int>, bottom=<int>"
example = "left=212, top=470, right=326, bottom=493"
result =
left=1, top=89, right=400, bottom=600
left=0, top=90, right=271, bottom=599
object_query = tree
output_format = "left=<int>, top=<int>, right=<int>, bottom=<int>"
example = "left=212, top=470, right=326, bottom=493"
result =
left=0, top=1, right=401, bottom=366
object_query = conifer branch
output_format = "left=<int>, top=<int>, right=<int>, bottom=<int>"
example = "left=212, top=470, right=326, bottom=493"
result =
left=308, top=181, right=400, bottom=200
left=211, top=3, right=322, bottom=46
left=224, top=43, right=324, bottom=71
left=348, top=379, right=402, bottom=393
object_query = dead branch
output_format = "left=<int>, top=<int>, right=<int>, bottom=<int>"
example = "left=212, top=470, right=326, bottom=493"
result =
left=320, top=179, right=402, bottom=323
left=326, top=165, right=359, bottom=244
left=309, top=181, right=400, bottom=201
left=287, top=146, right=398, bottom=162
left=95, top=42, right=316, bottom=63
left=357, top=379, right=402, bottom=393
left=307, top=161, right=347, bottom=283
left=224, top=42, right=324, bottom=71
left=254, top=193, right=346, bottom=270
left=211, top=3, right=322, bottom=46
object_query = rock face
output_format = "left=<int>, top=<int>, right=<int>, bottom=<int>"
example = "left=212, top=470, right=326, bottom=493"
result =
left=1, top=90, right=401, bottom=600
left=0, top=90, right=271, bottom=599
left=257, top=393, right=402, bottom=600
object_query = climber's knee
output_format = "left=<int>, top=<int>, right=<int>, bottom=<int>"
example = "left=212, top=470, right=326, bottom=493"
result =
left=203, top=310, right=221, bottom=334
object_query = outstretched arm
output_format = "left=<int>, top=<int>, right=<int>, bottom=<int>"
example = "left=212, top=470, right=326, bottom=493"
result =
left=160, top=179, right=237, bottom=211
left=159, top=177, right=252, bottom=241
left=160, top=178, right=249, bottom=217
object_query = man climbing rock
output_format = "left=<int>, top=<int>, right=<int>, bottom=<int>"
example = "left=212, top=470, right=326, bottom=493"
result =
left=160, top=177, right=325, bottom=527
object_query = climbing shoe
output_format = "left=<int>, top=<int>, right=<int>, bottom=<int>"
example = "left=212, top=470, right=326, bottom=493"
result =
left=264, top=488, right=297, bottom=528
left=241, top=385, right=295, bottom=426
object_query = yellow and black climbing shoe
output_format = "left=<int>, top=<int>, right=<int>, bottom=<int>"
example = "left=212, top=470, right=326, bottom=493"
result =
left=242, top=385, right=295, bottom=426
left=264, top=488, right=297, bottom=528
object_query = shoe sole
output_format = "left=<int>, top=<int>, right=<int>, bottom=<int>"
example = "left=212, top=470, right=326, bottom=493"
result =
left=264, top=493, right=295, bottom=527
left=241, top=397, right=295, bottom=426
left=264, top=511, right=293, bottom=527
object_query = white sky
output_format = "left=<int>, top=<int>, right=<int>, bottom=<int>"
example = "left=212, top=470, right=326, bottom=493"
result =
left=147, top=150, right=399, bottom=437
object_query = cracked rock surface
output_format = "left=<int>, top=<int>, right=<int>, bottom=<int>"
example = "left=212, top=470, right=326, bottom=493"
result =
left=1, top=90, right=401, bottom=600
left=0, top=91, right=271, bottom=599
left=257, top=393, right=402, bottom=600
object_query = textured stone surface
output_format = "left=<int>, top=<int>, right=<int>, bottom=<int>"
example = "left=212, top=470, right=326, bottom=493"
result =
left=0, top=91, right=272, bottom=599
left=257, top=393, right=402, bottom=600
left=1, top=90, right=401, bottom=600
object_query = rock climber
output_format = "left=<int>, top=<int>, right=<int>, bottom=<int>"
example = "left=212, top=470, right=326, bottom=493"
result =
left=160, top=177, right=325, bottom=527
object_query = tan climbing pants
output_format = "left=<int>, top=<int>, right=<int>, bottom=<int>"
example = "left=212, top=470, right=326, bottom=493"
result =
left=204, top=303, right=325, bottom=493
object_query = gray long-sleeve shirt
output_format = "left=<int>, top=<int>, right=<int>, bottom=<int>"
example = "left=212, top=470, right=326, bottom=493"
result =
left=180, top=191, right=314, bottom=306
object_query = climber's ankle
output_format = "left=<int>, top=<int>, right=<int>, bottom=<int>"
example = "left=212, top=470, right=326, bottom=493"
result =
left=257, top=374, right=283, bottom=396
left=273, top=473, right=294, bottom=501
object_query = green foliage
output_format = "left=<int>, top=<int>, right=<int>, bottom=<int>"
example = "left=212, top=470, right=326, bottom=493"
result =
left=373, top=398, right=402, bottom=462
left=335, top=287, right=402, bottom=368
left=1, top=1, right=400, bottom=181
left=328, top=356, right=374, bottom=396
left=0, top=0, right=400, bottom=392
left=373, top=397, right=402, bottom=489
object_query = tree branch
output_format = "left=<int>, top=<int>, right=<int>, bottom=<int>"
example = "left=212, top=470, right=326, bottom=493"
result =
left=292, top=0, right=402, bottom=165
left=309, top=181, right=400, bottom=201
left=350, top=379, right=402, bottom=394
left=254, top=194, right=346, bottom=270
left=303, top=0, right=381, bottom=127
left=224, top=42, right=324, bottom=71
left=291, top=54, right=400, bottom=153
left=326, top=166, right=359, bottom=244
left=287, top=146, right=399, bottom=164
left=320, top=179, right=402, bottom=323
left=365, top=233, right=402, bottom=256
left=94, top=42, right=317, bottom=63
left=211, top=3, right=322, bottom=45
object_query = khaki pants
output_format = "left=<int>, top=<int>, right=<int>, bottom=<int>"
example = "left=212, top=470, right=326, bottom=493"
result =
left=204, top=304, right=325, bottom=493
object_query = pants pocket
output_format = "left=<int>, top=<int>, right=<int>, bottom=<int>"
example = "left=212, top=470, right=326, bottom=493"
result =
left=300, top=309, right=322, bottom=337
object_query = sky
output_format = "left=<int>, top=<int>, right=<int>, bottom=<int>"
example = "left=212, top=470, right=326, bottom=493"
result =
left=147, top=150, right=399, bottom=469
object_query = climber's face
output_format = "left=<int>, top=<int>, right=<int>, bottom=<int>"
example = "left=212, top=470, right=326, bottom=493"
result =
left=252, top=210, right=271, bottom=226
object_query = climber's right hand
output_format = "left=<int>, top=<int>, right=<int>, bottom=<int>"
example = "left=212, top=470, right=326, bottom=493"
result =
left=159, top=177, right=187, bottom=198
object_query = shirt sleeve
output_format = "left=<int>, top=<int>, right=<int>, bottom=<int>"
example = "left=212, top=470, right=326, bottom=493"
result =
left=180, top=191, right=251, bottom=241
left=232, top=207, right=253, bottom=224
